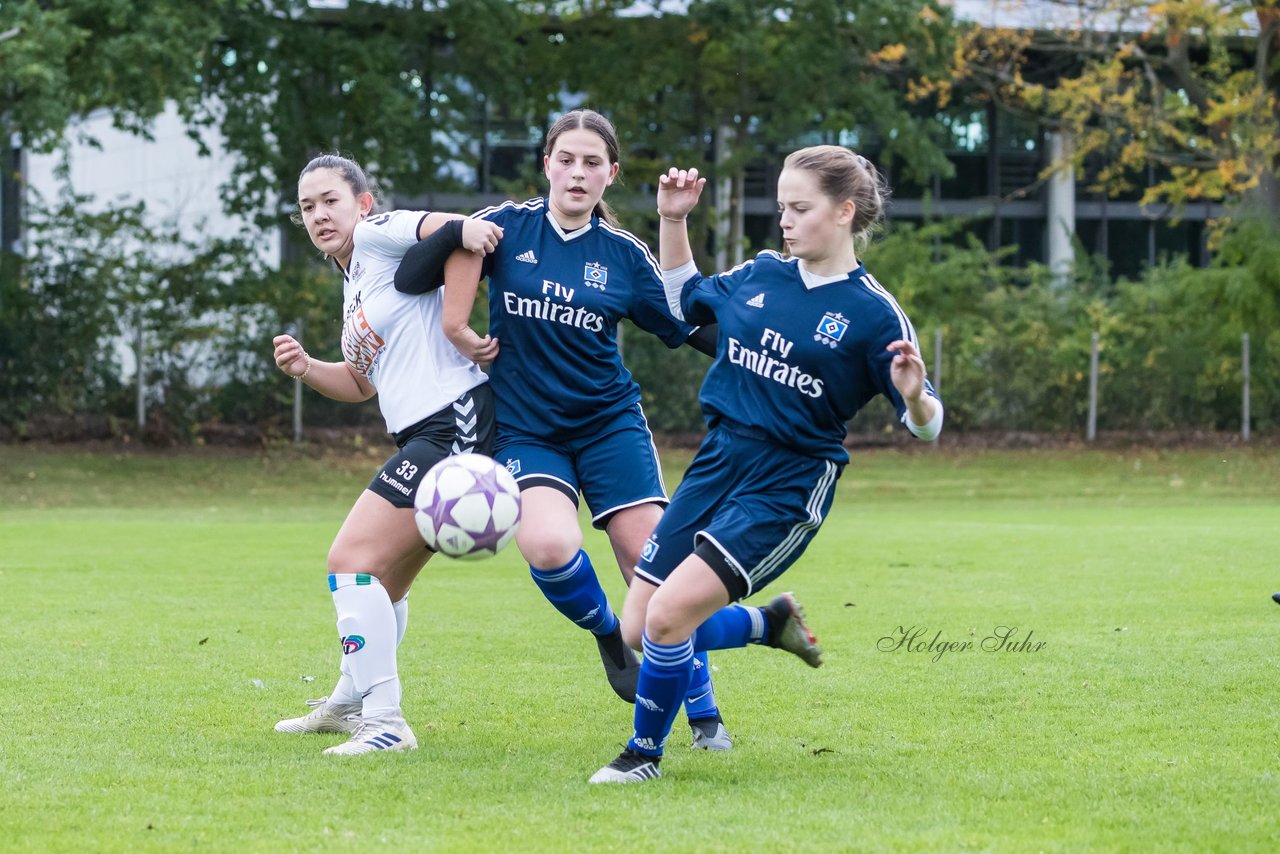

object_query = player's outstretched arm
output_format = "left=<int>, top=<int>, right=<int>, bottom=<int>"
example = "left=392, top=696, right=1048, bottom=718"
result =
left=272, top=334, right=375, bottom=402
left=442, top=251, right=499, bottom=366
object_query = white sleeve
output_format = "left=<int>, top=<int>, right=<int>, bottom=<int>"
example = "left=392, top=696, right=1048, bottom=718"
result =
left=905, top=395, right=944, bottom=441
left=660, top=260, right=698, bottom=322
left=355, top=210, right=428, bottom=259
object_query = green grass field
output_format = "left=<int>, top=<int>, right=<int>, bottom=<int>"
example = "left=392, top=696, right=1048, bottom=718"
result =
left=3, top=441, right=1278, bottom=852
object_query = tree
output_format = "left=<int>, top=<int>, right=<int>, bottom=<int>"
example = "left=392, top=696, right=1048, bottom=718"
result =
left=544, top=0, right=959, bottom=262
left=943, top=0, right=1280, bottom=219
left=0, top=0, right=227, bottom=150
left=2, top=171, right=242, bottom=434
left=0, top=1, right=259, bottom=433
left=196, top=1, right=560, bottom=225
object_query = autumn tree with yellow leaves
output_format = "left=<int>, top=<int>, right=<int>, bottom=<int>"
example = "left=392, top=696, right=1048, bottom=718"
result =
left=939, top=0, right=1280, bottom=219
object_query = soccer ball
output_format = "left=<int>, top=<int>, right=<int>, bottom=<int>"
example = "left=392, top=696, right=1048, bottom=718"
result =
left=413, top=453, right=521, bottom=560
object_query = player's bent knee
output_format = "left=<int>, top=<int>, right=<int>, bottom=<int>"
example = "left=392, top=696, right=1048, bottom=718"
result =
left=643, top=600, right=692, bottom=645
left=518, top=528, right=583, bottom=570
left=326, top=546, right=385, bottom=578
left=620, top=620, right=644, bottom=651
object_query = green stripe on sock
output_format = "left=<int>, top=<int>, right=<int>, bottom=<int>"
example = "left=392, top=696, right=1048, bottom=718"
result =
left=356, top=573, right=372, bottom=585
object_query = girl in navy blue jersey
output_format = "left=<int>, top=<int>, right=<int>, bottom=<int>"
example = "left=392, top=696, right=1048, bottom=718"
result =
left=590, top=145, right=944, bottom=783
left=434, top=109, right=732, bottom=749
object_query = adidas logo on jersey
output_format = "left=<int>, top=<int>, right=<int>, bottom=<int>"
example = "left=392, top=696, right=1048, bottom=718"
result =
left=516, top=250, right=538, bottom=264
left=746, top=293, right=765, bottom=308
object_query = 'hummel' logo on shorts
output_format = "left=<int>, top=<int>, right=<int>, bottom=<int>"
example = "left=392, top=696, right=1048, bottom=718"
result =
left=746, top=293, right=765, bottom=308
left=516, top=250, right=538, bottom=264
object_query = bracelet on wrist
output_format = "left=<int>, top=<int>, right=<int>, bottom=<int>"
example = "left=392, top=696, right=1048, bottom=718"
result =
left=658, top=214, right=687, bottom=223
left=298, top=352, right=312, bottom=381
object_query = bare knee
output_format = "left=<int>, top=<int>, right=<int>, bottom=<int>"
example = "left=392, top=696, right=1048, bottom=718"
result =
left=621, top=618, right=644, bottom=650
left=518, top=527, right=583, bottom=570
left=326, top=542, right=389, bottom=579
left=326, top=543, right=356, bottom=575
left=644, top=596, right=689, bottom=644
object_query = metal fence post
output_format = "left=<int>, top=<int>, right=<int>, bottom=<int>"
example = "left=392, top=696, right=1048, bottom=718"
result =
left=135, top=311, right=146, bottom=431
left=292, top=318, right=304, bottom=444
left=1087, top=331, right=1099, bottom=442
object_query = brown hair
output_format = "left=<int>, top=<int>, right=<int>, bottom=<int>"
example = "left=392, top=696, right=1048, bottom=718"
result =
left=783, top=145, right=890, bottom=251
left=290, top=153, right=379, bottom=226
left=544, top=108, right=620, bottom=227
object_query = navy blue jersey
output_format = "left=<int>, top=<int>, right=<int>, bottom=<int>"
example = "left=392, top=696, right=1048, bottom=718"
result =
left=678, top=250, right=941, bottom=464
left=474, top=198, right=693, bottom=438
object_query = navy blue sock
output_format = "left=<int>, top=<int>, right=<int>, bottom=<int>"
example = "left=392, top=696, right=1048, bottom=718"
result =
left=529, top=550, right=617, bottom=635
left=683, top=652, right=719, bottom=721
left=629, top=633, right=694, bottom=757
left=691, top=604, right=762, bottom=652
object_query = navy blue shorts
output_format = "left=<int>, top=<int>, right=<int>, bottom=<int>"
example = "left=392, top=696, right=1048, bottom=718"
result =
left=496, top=403, right=667, bottom=529
left=634, top=424, right=842, bottom=601
left=366, top=384, right=497, bottom=509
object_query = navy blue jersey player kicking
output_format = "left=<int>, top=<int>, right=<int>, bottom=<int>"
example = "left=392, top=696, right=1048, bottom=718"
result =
left=433, top=109, right=733, bottom=750
left=590, top=145, right=944, bottom=783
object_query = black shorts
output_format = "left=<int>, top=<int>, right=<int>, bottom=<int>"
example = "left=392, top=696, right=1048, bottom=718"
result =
left=366, top=383, right=497, bottom=509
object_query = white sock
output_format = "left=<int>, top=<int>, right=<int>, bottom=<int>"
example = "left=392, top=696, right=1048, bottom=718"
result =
left=329, top=661, right=361, bottom=706
left=330, top=573, right=401, bottom=720
left=393, top=595, right=409, bottom=647
left=329, top=593, right=409, bottom=705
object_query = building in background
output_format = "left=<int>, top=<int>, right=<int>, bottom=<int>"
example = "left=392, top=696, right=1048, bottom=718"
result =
left=23, top=102, right=277, bottom=265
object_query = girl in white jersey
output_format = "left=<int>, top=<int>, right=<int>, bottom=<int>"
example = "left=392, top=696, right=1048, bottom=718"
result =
left=270, top=153, right=503, bottom=756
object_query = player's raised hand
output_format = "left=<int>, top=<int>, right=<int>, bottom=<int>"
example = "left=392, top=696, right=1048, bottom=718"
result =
left=887, top=339, right=926, bottom=401
left=461, top=219, right=503, bottom=255
left=272, top=334, right=309, bottom=378
left=657, top=167, right=707, bottom=222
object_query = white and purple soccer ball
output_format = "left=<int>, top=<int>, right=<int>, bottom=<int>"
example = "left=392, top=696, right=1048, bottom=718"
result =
left=413, top=453, right=521, bottom=560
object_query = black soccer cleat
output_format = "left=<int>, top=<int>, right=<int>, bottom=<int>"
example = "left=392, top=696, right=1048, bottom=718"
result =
left=1273, top=592, right=1280, bottom=606
left=595, top=624, right=640, bottom=703
left=761, top=592, right=824, bottom=668
left=589, top=748, right=662, bottom=784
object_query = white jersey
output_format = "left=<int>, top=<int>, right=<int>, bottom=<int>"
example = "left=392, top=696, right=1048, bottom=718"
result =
left=340, top=209, right=487, bottom=433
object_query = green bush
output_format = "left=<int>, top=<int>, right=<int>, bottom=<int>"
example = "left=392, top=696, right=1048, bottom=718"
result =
left=630, top=214, right=1278, bottom=437
left=5, top=195, right=1274, bottom=440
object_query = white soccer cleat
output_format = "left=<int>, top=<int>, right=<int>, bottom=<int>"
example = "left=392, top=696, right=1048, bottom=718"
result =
left=690, top=716, right=733, bottom=751
left=588, top=749, right=662, bottom=784
left=322, top=716, right=418, bottom=756
left=274, top=696, right=361, bottom=734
